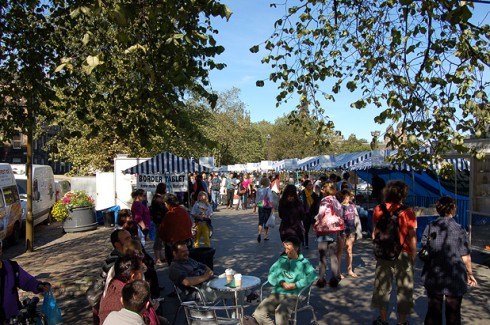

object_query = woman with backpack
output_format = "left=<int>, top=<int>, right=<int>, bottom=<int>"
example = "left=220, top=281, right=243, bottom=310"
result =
left=313, top=181, right=343, bottom=288
left=255, top=177, right=274, bottom=242
left=338, top=189, right=362, bottom=278
left=371, top=180, right=417, bottom=325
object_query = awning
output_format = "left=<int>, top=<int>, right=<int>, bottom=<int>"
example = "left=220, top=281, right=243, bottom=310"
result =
left=122, top=151, right=209, bottom=174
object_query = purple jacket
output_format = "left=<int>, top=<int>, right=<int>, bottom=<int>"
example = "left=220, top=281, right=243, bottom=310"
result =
left=1, top=259, right=41, bottom=320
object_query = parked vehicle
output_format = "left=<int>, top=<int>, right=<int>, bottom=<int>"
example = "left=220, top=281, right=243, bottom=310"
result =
left=13, top=165, right=56, bottom=226
left=0, top=164, right=22, bottom=243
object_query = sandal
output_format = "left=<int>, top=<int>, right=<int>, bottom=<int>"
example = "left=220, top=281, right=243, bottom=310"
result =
left=348, top=272, right=358, bottom=278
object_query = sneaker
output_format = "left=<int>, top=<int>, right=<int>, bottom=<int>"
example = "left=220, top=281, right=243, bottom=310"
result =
left=316, top=278, right=326, bottom=288
left=372, top=317, right=388, bottom=325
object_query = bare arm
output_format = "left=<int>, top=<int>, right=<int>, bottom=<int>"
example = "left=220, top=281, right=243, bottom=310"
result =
left=181, top=268, right=214, bottom=287
left=462, top=254, right=478, bottom=286
left=407, top=228, right=417, bottom=261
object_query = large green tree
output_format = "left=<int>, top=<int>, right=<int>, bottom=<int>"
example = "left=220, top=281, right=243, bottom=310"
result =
left=0, top=1, right=57, bottom=141
left=46, top=0, right=231, bottom=173
left=252, top=0, right=490, bottom=169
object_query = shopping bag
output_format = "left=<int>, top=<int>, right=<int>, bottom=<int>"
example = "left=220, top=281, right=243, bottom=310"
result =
left=42, top=289, right=62, bottom=325
left=265, top=213, right=276, bottom=228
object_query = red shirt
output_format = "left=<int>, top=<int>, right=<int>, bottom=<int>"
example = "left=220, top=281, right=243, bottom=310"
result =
left=372, top=203, right=417, bottom=254
left=158, top=205, right=192, bottom=243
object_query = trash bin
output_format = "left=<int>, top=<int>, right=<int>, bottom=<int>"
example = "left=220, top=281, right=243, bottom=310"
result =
left=189, top=247, right=215, bottom=270
left=103, top=210, right=115, bottom=227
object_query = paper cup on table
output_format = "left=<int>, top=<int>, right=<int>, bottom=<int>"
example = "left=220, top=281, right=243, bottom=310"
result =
left=234, top=273, right=242, bottom=288
left=225, top=269, right=234, bottom=283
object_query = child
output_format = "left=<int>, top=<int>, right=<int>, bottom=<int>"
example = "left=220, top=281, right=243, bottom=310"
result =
left=190, top=191, right=213, bottom=248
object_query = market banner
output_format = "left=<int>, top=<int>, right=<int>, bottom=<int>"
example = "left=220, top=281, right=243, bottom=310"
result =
left=137, top=173, right=188, bottom=193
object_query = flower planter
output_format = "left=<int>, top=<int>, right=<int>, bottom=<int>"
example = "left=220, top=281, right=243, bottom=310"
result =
left=62, top=207, right=98, bottom=233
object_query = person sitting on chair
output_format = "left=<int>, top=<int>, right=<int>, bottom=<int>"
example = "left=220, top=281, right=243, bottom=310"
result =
left=168, top=241, right=217, bottom=303
left=252, top=236, right=318, bottom=325
left=104, top=280, right=151, bottom=325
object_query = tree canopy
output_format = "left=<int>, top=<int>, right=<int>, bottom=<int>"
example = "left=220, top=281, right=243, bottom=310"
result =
left=251, top=0, right=490, bottom=170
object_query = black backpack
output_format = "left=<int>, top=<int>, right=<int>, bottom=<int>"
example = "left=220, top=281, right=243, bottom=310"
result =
left=373, top=204, right=407, bottom=260
left=211, top=178, right=221, bottom=191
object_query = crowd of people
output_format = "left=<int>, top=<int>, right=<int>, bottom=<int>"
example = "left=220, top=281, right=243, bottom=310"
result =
left=81, top=171, right=478, bottom=325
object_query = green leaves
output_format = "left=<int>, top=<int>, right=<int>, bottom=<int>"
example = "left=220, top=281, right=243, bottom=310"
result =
left=250, top=0, right=489, bottom=163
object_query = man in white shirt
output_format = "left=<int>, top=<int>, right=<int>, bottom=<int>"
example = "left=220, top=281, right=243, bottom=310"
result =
left=103, top=280, right=150, bottom=325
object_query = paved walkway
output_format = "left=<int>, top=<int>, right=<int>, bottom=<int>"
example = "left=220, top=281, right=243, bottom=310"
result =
left=5, top=208, right=490, bottom=324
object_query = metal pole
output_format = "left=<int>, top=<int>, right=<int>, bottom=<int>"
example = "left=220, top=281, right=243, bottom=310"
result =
left=26, top=123, right=34, bottom=252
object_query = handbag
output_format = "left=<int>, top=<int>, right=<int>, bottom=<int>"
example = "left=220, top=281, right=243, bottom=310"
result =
left=265, top=213, right=276, bottom=228
left=42, top=289, right=62, bottom=325
left=418, top=223, right=431, bottom=262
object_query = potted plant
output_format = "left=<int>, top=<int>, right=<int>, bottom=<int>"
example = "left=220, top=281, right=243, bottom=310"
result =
left=52, top=191, right=97, bottom=233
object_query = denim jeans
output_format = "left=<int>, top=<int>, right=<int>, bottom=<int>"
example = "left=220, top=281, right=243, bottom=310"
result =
left=211, top=190, right=220, bottom=211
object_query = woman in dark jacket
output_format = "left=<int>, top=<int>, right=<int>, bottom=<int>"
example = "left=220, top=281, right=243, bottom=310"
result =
left=421, top=196, right=477, bottom=325
left=300, top=180, right=320, bottom=249
left=278, top=184, right=305, bottom=243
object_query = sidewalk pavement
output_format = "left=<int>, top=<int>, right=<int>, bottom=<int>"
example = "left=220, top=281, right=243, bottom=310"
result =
left=6, top=208, right=490, bottom=324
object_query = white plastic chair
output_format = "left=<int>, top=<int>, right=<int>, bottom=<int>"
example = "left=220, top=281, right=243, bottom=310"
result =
left=259, top=280, right=318, bottom=325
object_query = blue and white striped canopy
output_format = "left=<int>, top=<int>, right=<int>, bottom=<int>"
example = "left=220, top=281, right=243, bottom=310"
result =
left=123, top=151, right=209, bottom=174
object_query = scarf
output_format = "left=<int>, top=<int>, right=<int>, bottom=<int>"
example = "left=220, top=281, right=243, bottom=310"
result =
left=304, top=187, right=314, bottom=207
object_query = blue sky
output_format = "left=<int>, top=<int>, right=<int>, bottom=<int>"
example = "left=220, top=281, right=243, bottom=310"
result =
left=208, top=1, right=490, bottom=141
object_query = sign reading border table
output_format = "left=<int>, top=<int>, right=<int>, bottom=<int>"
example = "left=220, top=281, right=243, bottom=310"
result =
left=137, top=173, right=187, bottom=193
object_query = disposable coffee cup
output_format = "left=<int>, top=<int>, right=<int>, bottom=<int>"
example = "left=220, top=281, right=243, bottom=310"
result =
left=225, top=269, right=234, bottom=283
left=234, top=273, right=242, bottom=288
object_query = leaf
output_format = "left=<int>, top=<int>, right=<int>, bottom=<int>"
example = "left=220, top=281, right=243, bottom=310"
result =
left=250, top=45, right=259, bottom=53
left=256, top=80, right=265, bottom=87
left=53, top=63, right=66, bottom=73
left=346, top=81, right=357, bottom=92
left=82, top=33, right=90, bottom=46
left=124, top=44, right=148, bottom=54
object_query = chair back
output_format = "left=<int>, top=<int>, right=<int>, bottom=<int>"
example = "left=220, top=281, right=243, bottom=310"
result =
left=183, top=302, right=219, bottom=324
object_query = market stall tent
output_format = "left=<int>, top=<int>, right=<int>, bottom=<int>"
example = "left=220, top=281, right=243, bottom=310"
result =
left=122, top=151, right=209, bottom=175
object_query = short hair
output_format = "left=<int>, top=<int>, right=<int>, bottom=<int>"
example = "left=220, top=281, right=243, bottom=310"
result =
left=117, top=209, right=132, bottom=227
left=155, top=183, right=167, bottom=195
left=259, top=177, right=270, bottom=187
left=383, top=180, right=409, bottom=203
left=122, top=220, right=139, bottom=239
left=322, top=181, right=337, bottom=196
left=283, top=236, right=301, bottom=251
left=131, top=189, right=145, bottom=199
left=114, top=255, right=144, bottom=283
left=163, top=193, right=180, bottom=207
left=342, top=172, right=350, bottom=180
left=122, top=280, right=150, bottom=314
left=302, top=179, right=312, bottom=187
left=340, top=189, right=353, bottom=199
left=110, top=229, right=124, bottom=248
left=171, top=240, right=189, bottom=253
left=436, top=196, right=456, bottom=217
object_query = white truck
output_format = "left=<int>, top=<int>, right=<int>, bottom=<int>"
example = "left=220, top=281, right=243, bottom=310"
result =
left=0, top=164, right=23, bottom=243
left=12, top=164, right=56, bottom=226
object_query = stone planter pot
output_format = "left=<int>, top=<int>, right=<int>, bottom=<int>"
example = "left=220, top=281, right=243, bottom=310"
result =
left=62, top=207, right=98, bottom=233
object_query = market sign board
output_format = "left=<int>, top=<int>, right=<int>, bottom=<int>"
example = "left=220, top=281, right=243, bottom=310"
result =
left=137, top=173, right=187, bottom=193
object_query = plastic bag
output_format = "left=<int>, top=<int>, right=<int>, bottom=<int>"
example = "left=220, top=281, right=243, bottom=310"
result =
left=265, top=213, right=276, bottom=228
left=42, top=289, right=62, bottom=325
